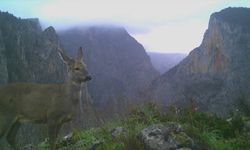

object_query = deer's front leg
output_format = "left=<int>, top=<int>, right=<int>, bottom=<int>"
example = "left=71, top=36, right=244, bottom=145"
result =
left=48, top=121, right=57, bottom=150
left=47, top=120, right=61, bottom=150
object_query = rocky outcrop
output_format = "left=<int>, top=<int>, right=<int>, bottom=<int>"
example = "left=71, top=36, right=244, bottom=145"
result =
left=110, top=127, right=124, bottom=138
left=243, top=120, right=250, bottom=135
left=148, top=52, right=186, bottom=74
left=138, top=123, right=194, bottom=150
left=0, top=12, right=66, bottom=84
left=59, top=26, right=159, bottom=113
left=151, top=7, right=250, bottom=115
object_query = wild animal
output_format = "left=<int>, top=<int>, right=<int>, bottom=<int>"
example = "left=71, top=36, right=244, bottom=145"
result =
left=0, top=47, right=91, bottom=150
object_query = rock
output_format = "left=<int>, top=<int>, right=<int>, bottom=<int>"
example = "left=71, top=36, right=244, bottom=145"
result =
left=243, top=120, right=250, bottom=135
left=151, top=7, right=250, bottom=115
left=110, top=127, right=123, bottom=138
left=88, top=140, right=103, bottom=150
left=21, top=144, right=35, bottom=150
left=138, top=123, right=194, bottom=150
left=56, top=133, right=74, bottom=149
left=176, top=148, right=192, bottom=150
left=0, top=30, right=8, bottom=85
left=0, top=11, right=66, bottom=84
left=72, top=141, right=85, bottom=150
left=63, top=133, right=73, bottom=141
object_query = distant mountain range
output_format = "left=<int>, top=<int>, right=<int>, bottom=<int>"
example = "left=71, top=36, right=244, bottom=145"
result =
left=147, top=52, right=186, bottom=74
left=151, top=7, right=250, bottom=115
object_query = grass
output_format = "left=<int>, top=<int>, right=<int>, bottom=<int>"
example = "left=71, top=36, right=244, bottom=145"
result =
left=31, top=103, right=250, bottom=150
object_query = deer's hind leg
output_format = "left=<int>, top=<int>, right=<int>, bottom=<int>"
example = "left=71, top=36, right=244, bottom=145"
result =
left=0, top=113, right=15, bottom=149
left=6, top=120, right=20, bottom=150
left=0, top=113, right=13, bottom=138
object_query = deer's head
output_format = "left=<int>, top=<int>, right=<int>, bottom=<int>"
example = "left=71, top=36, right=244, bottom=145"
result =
left=59, top=47, right=91, bottom=84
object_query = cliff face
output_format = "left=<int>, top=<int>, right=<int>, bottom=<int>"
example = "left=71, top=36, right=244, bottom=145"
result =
left=151, top=7, right=250, bottom=114
left=59, top=26, right=159, bottom=110
left=0, top=12, right=66, bottom=84
left=0, top=28, right=8, bottom=84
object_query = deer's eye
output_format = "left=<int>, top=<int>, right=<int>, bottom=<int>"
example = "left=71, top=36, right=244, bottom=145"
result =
left=75, top=67, right=80, bottom=71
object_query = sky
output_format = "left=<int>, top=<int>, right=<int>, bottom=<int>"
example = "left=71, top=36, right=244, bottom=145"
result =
left=0, top=0, right=250, bottom=53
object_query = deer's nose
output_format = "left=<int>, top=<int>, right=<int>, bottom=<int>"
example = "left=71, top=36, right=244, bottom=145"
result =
left=85, top=75, right=92, bottom=81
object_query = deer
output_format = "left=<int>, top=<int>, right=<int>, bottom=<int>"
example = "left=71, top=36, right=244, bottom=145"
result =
left=0, top=47, right=91, bottom=150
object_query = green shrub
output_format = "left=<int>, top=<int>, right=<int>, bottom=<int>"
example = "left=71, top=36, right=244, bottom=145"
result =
left=34, top=103, right=250, bottom=150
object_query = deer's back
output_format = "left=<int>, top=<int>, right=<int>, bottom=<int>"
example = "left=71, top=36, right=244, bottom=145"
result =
left=0, top=83, right=73, bottom=122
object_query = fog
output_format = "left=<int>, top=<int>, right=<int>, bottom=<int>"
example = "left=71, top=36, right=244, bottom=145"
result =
left=0, top=0, right=249, bottom=53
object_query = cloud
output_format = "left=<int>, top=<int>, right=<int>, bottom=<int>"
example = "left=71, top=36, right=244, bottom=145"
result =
left=31, top=0, right=229, bottom=53
left=1, top=0, right=250, bottom=53
left=35, top=0, right=225, bottom=27
left=133, top=19, right=207, bottom=53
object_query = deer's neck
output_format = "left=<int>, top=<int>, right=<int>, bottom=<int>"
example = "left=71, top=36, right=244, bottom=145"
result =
left=66, top=81, right=82, bottom=105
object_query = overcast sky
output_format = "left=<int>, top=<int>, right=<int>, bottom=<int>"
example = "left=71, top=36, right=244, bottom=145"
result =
left=0, top=0, right=249, bottom=53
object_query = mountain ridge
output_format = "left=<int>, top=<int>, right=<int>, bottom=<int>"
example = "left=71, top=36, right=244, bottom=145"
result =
left=151, top=7, right=250, bottom=115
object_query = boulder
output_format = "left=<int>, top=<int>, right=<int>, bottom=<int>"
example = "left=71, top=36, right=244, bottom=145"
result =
left=110, top=127, right=124, bottom=138
left=138, top=123, right=194, bottom=150
left=243, top=120, right=250, bottom=135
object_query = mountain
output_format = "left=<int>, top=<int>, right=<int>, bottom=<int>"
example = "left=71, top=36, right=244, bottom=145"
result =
left=151, top=7, right=250, bottom=115
left=0, top=12, right=66, bottom=85
left=59, top=26, right=159, bottom=113
left=147, top=52, right=186, bottom=74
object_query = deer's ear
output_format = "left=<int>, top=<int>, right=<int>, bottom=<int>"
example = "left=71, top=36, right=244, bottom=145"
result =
left=76, top=47, right=83, bottom=62
left=58, top=49, right=71, bottom=64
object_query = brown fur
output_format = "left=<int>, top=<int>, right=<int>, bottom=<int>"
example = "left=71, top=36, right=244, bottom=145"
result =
left=0, top=47, right=91, bottom=150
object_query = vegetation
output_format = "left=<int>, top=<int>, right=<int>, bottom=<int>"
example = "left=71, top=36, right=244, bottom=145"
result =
left=30, top=103, right=250, bottom=150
